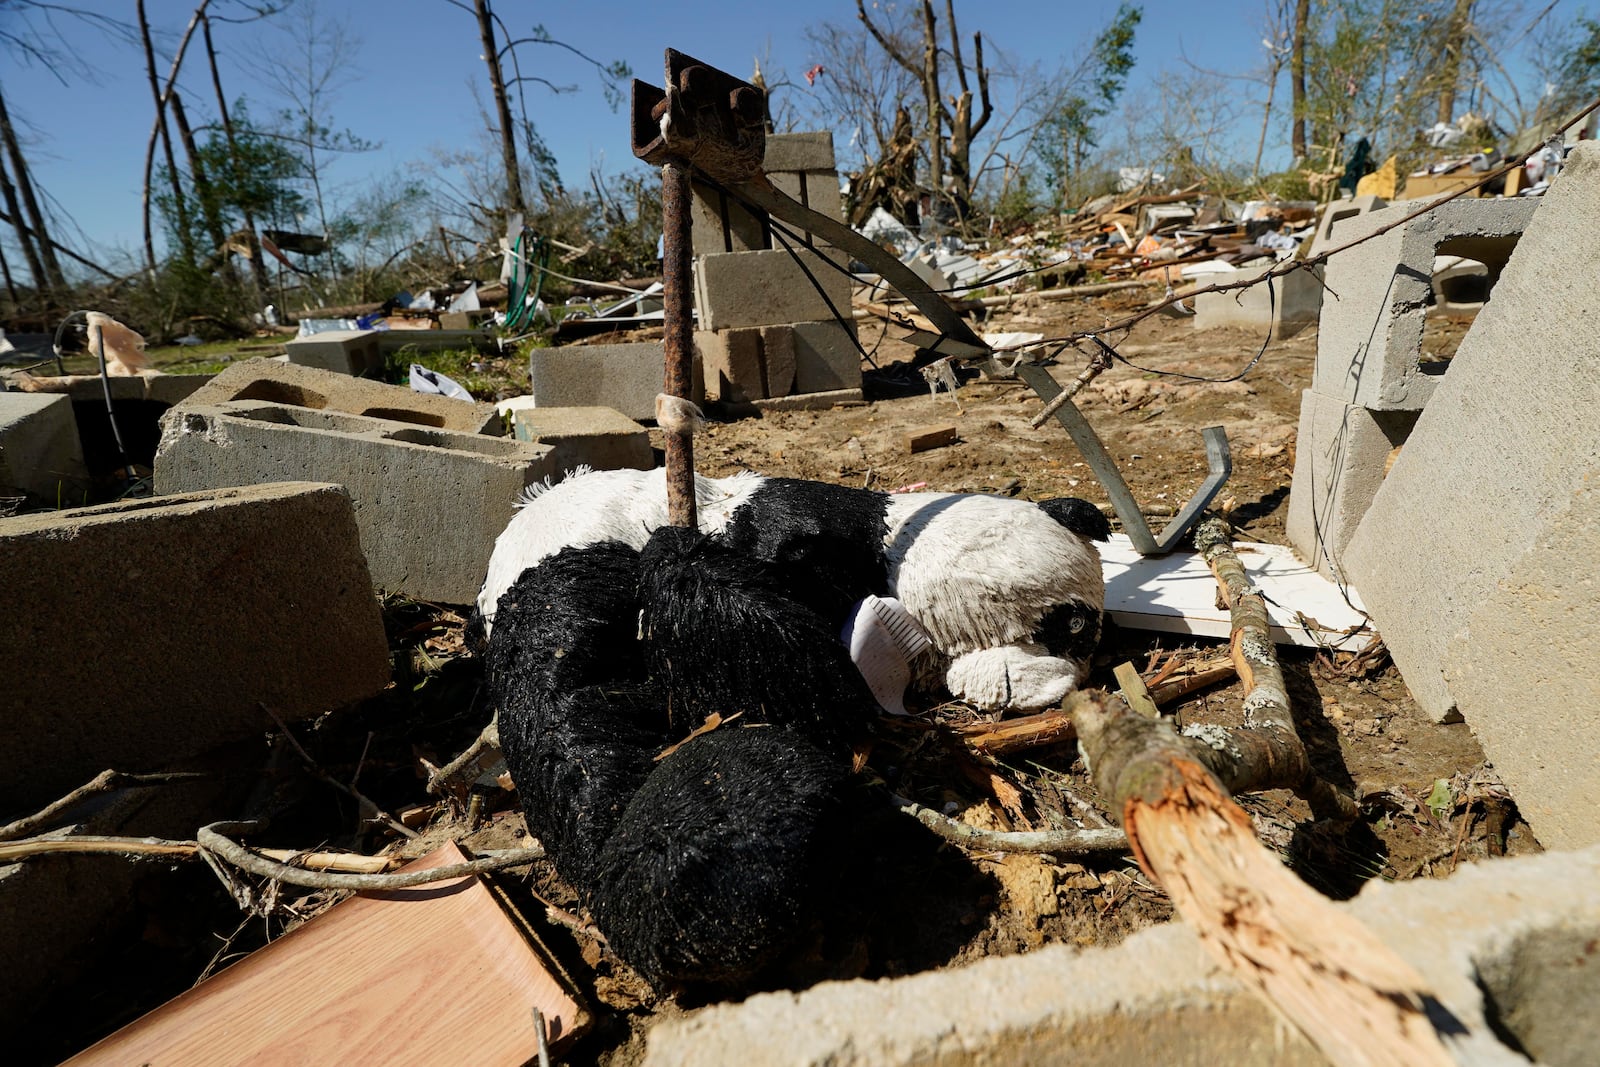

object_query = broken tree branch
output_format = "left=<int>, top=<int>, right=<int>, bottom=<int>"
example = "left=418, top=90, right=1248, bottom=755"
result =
left=893, top=794, right=1129, bottom=855
left=1191, top=516, right=1356, bottom=822
left=0, top=768, right=209, bottom=841
left=1071, top=692, right=1457, bottom=1067
left=426, top=715, right=502, bottom=796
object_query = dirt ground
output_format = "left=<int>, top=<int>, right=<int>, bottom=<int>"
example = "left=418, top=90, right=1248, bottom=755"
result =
left=32, top=295, right=1536, bottom=1065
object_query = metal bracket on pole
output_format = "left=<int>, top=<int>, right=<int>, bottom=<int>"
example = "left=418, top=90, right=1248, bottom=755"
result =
left=1016, top=362, right=1232, bottom=556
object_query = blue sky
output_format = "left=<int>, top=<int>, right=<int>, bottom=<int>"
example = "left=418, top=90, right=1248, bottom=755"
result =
left=2, top=0, right=1584, bottom=267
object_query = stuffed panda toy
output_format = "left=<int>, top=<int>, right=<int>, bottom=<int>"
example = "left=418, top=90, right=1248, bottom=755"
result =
left=479, top=468, right=1108, bottom=990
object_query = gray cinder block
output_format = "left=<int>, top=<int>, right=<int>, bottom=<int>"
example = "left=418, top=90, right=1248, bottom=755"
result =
left=1193, top=262, right=1325, bottom=339
left=284, top=329, right=385, bottom=377
left=770, top=171, right=845, bottom=223
left=0, top=482, right=390, bottom=810
left=645, top=845, right=1600, bottom=1067
left=179, top=357, right=502, bottom=435
left=527, top=342, right=700, bottom=422
left=154, top=403, right=556, bottom=604
left=1314, top=196, right=1539, bottom=410
left=1284, top=389, right=1417, bottom=582
left=763, top=131, right=835, bottom=173
left=694, top=248, right=854, bottom=332
left=0, top=392, right=89, bottom=504
left=1344, top=142, right=1600, bottom=722
left=1442, top=482, right=1600, bottom=851
left=495, top=399, right=653, bottom=474
left=691, top=180, right=768, bottom=256
left=792, top=319, right=863, bottom=394
left=1308, top=194, right=1387, bottom=255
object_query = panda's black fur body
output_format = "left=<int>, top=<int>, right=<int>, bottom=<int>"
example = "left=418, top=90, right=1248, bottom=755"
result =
left=481, top=469, right=1109, bottom=991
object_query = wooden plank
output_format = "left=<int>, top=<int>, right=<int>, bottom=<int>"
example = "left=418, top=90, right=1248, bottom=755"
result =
left=1099, top=534, right=1372, bottom=650
left=69, top=842, right=586, bottom=1066
left=906, top=424, right=959, bottom=454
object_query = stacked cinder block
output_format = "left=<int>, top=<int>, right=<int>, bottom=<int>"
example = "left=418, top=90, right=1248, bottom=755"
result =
left=1286, top=195, right=1540, bottom=584
left=693, top=131, right=863, bottom=408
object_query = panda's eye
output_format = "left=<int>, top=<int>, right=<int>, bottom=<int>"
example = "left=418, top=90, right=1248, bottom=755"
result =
left=1069, top=615, right=1086, bottom=634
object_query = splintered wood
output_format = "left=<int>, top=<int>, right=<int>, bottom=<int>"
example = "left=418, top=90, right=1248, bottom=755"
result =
left=1127, top=759, right=1455, bottom=1067
left=69, top=842, right=585, bottom=1066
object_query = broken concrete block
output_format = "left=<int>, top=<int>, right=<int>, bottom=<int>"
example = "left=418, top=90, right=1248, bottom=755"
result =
left=494, top=399, right=653, bottom=473
left=770, top=171, right=845, bottom=222
left=695, top=328, right=765, bottom=402
left=694, top=248, right=854, bottom=332
left=1343, top=142, right=1600, bottom=722
left=527, top=342, right=700, bottom=423
left=763, top=131, right=835, bottom=173
left=691, top=180, right=768, bottom=256
left=0, top=482, right=389, bottom=810
left=1314, top=196, right=1539, bottom=410
left=154, top=404, right=557, bottom=604
left=284, top=329, right=385, bottom=377
left=1193, top=262, right=1325, bottom=339
left=1308, top=194, right=1387, bottom=255
left=1284, top=389, right=1417, bottom=582
left=0, top=392, right=89, bottom=503
left=177, top=357, right=501, bottom=434
left=645, top=845, right=1600, bottom=1066
left=792, top=319, right=864, bottom=394
left=1442, top=482, right=1600, bottom=851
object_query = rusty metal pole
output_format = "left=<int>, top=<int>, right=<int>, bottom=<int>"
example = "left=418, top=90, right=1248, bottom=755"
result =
left=660, top=158, right=697, bottom=530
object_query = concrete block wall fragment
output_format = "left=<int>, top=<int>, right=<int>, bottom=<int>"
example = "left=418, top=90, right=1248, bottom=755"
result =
left=691, top=180, right=768, bottom=256
left=1284, top=389, right=1417, bottom=582
left=527, top=342, right=700, bottom=422
left=153, top=403, right=557, bottom=604
left=494, top=399, right=653, bottom=474
left=1313, top=196, right=1539, bottom=410
left=284, top=329, right=385, bottom=377
left=694, top=248, right=854, bottom=332
left=763, top=131, right=835, bottom=173
left=1343, top=141, right=1600, bottom=722
left=769, top=171, right=845, bottom=223
left=1308, top=193, right=1387, bottom=255
left=1441, top=480, right=1600, bottom=851
left=179, top=357, right=502, bottom=434
left=0, top=392, right=89, bottom=503
left=696, top=327, right=800, bottom=402
left=0, top=482, right=390, bottom=810
left=792, top=319, right=863, bottom=393
left=645, top=845, right=1600, bottom=1067
left=1192, top=262, right=1325, bottom=339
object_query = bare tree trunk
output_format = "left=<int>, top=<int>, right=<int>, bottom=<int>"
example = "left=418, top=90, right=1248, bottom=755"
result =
left=473, top=0, right=525, bottom=217
left=136, top=0, right=212, bottom=275
left=941, top=0, right=991, bottom=221
left=1436, top=0, right=1475, bottom=125
left=202, top=14, right=270, bottom=301
left=0, top=86, right=65, bottom=293
left=917, top=0, right=943, bottom=206
left=0, top=238, right=17, bottom=308
left=0, top=140, right=46, bottom=294
left=169, top=89, right=236, bottom=283
left=1291, top=0, right=1310, bottom=162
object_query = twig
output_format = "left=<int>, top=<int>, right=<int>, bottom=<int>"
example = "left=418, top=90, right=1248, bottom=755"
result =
left=0, top=768, right=210, bottom=841
left=427, top=716, right=501, bottom=796
left=260, top=704, right=419, bottom=839
left=532, top=1008, right=553, bottom=1067
left=893, top=795, right=1128, bottom=855
left=196, top=824, right=545, bottom=890
left=1028, top=339, right=1115, bottom=428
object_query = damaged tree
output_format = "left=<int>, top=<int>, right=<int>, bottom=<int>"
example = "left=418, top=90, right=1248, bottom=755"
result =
left=856, top=0, right=990, bottom=222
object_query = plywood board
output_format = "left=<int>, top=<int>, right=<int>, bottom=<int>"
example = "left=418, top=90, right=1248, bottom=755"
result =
left=70, top=842, right=585, bottom=1066
left=1100, top=533, right=1372, bottom=650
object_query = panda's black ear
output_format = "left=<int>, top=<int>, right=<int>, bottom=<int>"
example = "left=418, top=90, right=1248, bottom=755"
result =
left=1036, top=497, right=1111, bottom=542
